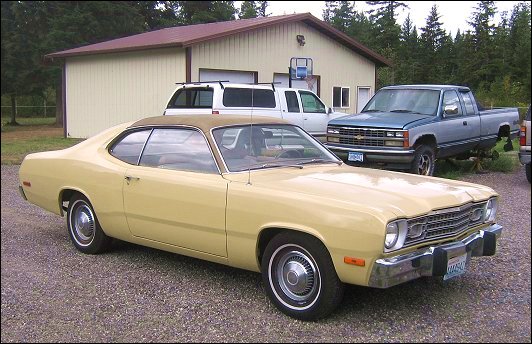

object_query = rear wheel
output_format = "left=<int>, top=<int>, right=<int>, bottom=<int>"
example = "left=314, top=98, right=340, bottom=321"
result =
left=410, top=145, right=435, bottom=176
left=261, top=232, right=344, bottom=320
left=67, top=194, right=112, bottom=254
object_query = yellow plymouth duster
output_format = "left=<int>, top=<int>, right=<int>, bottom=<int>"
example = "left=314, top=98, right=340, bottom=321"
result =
left=18, top=115, right=502, bottom=320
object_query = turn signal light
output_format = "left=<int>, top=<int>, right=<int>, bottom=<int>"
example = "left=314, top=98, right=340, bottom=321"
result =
left=344, top=257, right=365, bottom=267
left=23, top=181, right=31, bottom=187
left=403, top=131, right=410, bottom=148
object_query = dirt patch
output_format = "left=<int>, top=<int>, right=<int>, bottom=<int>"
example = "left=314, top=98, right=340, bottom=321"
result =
left=2, top=126, right=63, bottom=142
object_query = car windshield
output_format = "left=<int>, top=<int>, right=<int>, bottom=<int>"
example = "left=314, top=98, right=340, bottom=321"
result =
left=363, top=89, right=440, bottom=116
left=212, top=124, right=340, bottom=172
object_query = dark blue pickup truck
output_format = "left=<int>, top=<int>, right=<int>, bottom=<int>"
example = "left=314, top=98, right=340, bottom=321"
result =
left=326, top=85, right=520, bottom=176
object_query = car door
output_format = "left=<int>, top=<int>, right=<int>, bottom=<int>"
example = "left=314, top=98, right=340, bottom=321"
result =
left=298, top=90, right=328, bottom=139
left=438, top=90, right=480, bottom=157
left=280, top=90, right=304, bottom=127
left=121, top=127, right=228, bottom=257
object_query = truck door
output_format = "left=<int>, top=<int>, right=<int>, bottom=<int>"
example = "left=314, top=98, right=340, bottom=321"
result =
left=298, top=90, right=328, bottom=139
left=438, top=90, right=480, bottom=157
left=280, top=90, right=304, bottom=128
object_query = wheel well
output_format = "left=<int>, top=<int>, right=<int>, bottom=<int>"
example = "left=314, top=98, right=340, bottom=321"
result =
left=257, top=228, right=324, bottom=268
left=498, top=125, right=510, bottom=138
left=58, top=189, right=81, bottom=215
left=413, top=135, right=437, bottom=150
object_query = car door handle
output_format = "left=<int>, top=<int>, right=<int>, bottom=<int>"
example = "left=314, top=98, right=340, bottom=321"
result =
left=125, top=175, right=140, bottom=184
left=463, top=121, right=468, bottom=126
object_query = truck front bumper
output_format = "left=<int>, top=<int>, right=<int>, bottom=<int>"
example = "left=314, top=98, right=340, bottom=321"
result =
left=368, top=224, right=502, bottom=288
left=325, top=144, right=415, bottom=165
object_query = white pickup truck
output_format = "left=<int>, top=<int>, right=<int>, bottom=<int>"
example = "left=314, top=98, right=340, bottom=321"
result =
left=163, top=82, right=346, bottom=140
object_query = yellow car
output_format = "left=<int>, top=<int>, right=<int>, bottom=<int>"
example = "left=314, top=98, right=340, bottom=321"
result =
left=19, top=115, right=502, bottom=320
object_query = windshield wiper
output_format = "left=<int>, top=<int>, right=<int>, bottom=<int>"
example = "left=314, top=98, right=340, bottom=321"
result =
left=390, top=109, right=423, bottom=114
left=296, top=159, right=342, bottom=166
left=361, top=109, right=381, bottom=113
left=252, top=163, right=304, bottom=170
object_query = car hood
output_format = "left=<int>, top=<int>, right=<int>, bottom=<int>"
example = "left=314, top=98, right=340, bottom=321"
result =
left=225, top=165, right=496, bottom=219
left=329, top=111, right=433, bottom=129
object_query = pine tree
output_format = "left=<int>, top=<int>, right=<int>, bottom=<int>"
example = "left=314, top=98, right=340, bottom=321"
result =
left=419, top=4, right=447, bottom=83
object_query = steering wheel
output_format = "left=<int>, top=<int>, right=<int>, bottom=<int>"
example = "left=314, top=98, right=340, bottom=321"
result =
left=275, top=149, right=303, bottom=159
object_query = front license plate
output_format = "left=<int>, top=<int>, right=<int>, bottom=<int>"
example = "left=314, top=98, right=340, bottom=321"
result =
left=348, top=152, right=364, bottom=162
left=443, top=253, right=467, bottom=280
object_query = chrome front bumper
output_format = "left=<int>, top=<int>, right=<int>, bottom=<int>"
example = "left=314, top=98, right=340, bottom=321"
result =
left=368, top=224, right=502, bottom=288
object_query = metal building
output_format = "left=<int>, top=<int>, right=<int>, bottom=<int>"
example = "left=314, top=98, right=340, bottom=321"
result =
left=46, top=13, right=390, bottom=138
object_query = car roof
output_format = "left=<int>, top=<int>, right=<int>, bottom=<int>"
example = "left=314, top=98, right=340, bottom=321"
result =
left=128, top=115, right=290, bottom=132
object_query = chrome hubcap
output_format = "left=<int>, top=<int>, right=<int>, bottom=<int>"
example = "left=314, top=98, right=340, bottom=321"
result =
left=418, top=154, right=431, bottom=175
left=273, top=247, right=319, bottom=303
left=72, top=203, right=95, bottom=243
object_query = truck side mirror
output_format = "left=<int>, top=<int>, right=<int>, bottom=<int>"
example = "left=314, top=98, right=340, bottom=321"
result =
left=327, top=107, right=333, bottom=115
left=444, top=104, right=459, bottom=116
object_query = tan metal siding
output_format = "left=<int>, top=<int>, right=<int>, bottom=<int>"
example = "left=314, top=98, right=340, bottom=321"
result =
left=65, top=48, right=186, bottom=138
left=191, top=21, right=375, bottom=114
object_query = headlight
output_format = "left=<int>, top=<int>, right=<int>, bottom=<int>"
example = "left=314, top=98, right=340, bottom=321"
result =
left=484, top=198, right=498, bottom=223
left=384, top=140, right=404, bottom=147
left=384, top=220, right=408, bottom=252
left=327, top=128, right=339, bottom=134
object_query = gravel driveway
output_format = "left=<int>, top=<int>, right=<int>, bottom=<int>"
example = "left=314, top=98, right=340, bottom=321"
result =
left=1, top=164, right=530, bottom=342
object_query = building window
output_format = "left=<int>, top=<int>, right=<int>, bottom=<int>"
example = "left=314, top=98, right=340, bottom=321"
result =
left=333, top=87, right=350, bottom=108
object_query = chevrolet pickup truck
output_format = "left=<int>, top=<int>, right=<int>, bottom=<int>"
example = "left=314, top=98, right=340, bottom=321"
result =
left=326, top=85, right=521, bottom=176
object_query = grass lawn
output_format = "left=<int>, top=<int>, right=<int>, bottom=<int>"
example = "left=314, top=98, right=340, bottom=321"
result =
left=434, top=138, right=520, bottom=179
left=1, top=117, right=83, bottom=165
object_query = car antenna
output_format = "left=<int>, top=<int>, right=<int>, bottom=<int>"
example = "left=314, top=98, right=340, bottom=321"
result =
left=247, top=87, right=254, bottom=186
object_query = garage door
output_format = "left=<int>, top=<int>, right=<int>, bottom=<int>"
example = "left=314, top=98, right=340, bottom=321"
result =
left=199, top=69, right=255, bottom=83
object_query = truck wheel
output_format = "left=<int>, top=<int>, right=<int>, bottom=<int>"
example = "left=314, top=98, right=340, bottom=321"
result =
left=526, top=163, right=531, bottom=183
left=262, top=232, right=344, bottom=320
left=67, top=194, right=112, bottom=254
left=410, top=145, right=435, bottom=176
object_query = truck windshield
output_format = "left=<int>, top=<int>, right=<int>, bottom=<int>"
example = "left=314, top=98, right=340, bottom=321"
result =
left=362, top=89, right=440, bottom=116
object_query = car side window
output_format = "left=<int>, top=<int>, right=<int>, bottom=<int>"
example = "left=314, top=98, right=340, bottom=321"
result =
left=109, top=130, right=151, bottom=165
left=442, top=90, right=462, bottom=116
left=223, top=88, right=276, bottom=108
left=299, top=91, right=326, bottom=114
left=285, top=91, right=300, bottom=112
left=460, top=92, right=476, bottom=115
left=139, top=128, right=218, bottom=174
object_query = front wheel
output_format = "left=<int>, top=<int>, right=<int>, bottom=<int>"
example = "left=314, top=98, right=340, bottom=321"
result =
left=410, top=145, right=435, bottom=176
left=67, top=194, right=112, bottom=254
left=261, top=232, right=344, bottom=320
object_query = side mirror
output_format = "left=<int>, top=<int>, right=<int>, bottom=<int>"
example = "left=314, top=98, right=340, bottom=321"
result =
left=444, top=104, right=459, bottom=116
left=327, top=107, right=333, bottom=115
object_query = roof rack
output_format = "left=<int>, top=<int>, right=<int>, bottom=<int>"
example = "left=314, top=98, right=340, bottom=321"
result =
left=174, top=81, right=282, bottom=91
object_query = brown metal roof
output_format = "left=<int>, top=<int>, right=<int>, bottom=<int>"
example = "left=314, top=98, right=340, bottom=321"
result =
left=45, top=13, right=391, bottom=67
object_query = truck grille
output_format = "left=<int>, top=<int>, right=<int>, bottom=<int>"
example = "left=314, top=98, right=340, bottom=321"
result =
left=329, top=126, right=386, bottom=147
left=404, top=202, right=487, bottom=247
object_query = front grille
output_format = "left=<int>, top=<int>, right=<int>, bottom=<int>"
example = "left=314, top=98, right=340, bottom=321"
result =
left=329, top=126, right=387, bottom=147
left=404, top=202, right=486, bottom=247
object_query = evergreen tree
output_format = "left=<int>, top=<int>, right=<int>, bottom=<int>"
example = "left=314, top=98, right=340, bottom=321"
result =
left=239, top=1, right=268, bottom=19
left=176, top=1, right=237, bottom=24
left=323, top=1, right=355, bottom=34
left=396, top=14, right=421, bottom=84
left=508, top=2, right=531, bottom=102
left=419, top=4, right=447, bottom=83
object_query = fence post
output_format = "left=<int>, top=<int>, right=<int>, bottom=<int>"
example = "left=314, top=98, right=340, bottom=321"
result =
left=44, top=99, right=47, bottom=117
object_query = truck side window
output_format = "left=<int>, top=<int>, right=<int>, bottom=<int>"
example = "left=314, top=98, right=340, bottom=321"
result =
left=223, top=88, right=276, bottom=108
left=460, top=92, right=476, bottom=115
left=167, top=88, right=213, bottom=108
left=285, top=91, right=300, bottom=112
left=299, top=91, right=326, bottom=114
left=442, top=90, right=462, bottom=116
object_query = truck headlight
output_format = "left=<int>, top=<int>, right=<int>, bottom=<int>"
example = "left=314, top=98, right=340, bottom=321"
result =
left=327, top=128, right=339, bottom=134
left=484, top=198, right=498, bottom=223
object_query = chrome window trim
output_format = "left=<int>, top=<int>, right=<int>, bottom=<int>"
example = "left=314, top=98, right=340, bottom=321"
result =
left=114, top=124, right=222, bottom=175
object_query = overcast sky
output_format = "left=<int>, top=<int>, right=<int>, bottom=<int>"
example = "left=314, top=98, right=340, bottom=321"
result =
left=253, top=1, right=522, bottom=36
